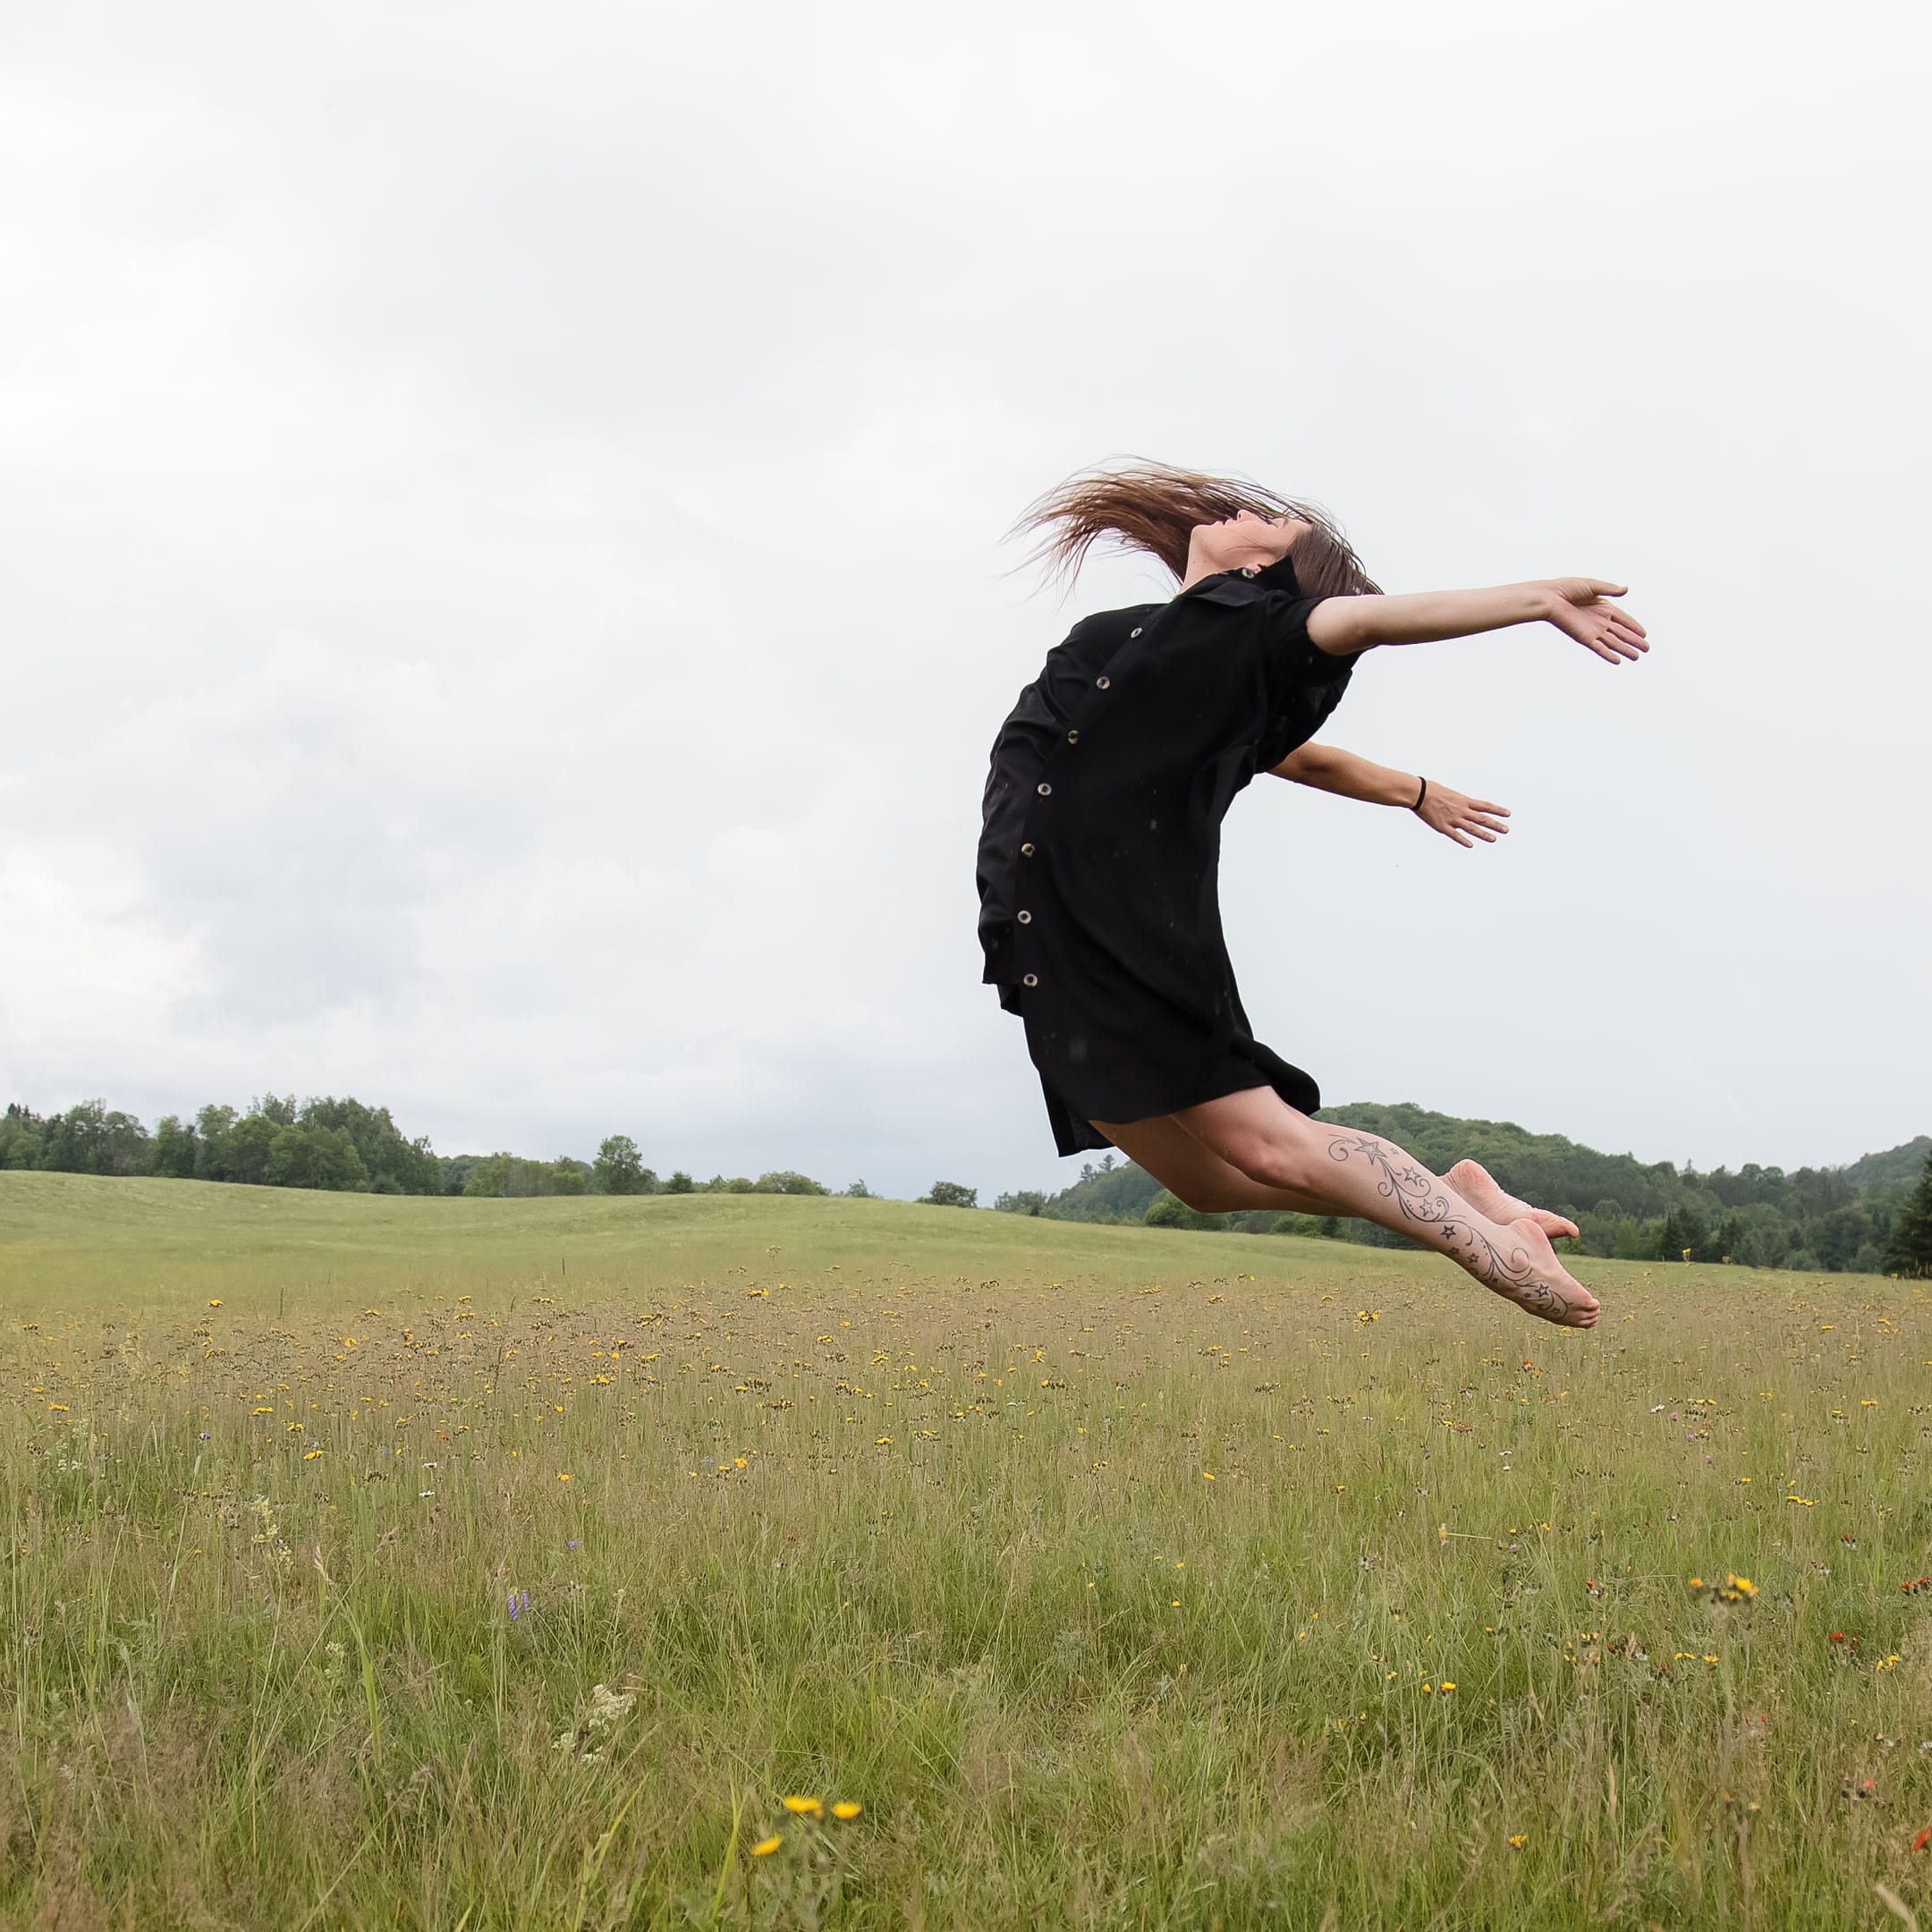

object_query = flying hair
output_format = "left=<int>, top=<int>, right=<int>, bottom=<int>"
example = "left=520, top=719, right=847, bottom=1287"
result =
left=1010, top=459, right=1380, bottom=600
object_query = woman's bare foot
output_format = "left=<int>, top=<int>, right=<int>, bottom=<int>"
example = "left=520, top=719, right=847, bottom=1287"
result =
left=1447, top=1159, right=1580, bottom=1242
left=1454, top=1214, right=1600, bottom=1328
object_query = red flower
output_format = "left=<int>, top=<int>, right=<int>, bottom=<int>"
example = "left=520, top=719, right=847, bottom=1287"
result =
left=1914, top=1827, right=1931, bottom=1853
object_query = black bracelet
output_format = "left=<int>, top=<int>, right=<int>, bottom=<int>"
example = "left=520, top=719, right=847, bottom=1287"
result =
left=1412, top=775, right=1428, bottom=814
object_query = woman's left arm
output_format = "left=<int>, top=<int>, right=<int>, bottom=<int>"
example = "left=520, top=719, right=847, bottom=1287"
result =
left=1272, top=742, right=1511, bottom=847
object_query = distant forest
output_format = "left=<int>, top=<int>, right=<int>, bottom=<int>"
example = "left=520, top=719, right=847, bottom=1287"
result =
left=4, top=1093, right=1927, bottom=1276
left=0, top=1097, right=870, bottom=1202
left=994, top=1102, right=1932, bottom=1279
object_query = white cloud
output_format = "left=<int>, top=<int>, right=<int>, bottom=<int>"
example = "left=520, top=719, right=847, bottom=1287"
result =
left=2, top=0, right=1926, bottom=1197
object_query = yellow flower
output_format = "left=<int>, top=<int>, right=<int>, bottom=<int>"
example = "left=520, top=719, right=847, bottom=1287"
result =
left=750, top=1835, right=782, bottom=1857
left=557, top=1472, right=571, bottom=1482
left=208, top=1299, right=223, bottom=1309
left=1688, top=1576, right=1703, bottom=1589
left=1508, top=1834, right=1528, bottom=1850
left=1201, top=1471, right=1216, bottom=1481
left=831, top=1801, right=862, bottom=1820
left=1441, top=1681, right=1456, bottom=1690
left=782, top=1796, right=823, bottom=1818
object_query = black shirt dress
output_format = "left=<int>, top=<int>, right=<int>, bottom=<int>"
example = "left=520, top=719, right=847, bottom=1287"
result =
left=976, top=553, right=1355, bottom=1157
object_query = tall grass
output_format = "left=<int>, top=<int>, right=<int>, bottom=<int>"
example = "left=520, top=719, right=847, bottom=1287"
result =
left=2, top=1174, right=1928, bottom=1928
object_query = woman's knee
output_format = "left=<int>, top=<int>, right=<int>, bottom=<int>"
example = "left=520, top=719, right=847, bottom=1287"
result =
left=1215, top=1124, right=1330, bottom=1199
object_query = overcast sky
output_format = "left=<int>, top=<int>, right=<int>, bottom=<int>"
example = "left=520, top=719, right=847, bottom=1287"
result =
left=3, top=0, right=1927, bottom=1201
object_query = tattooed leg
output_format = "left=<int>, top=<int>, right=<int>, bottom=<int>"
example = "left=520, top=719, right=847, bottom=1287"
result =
left=1173, top=1089, right=1601, bottom=1329
left=1318, top=1136, right=1597, bottom=1327
left=1445, top=1160, right=1580, bottom=1242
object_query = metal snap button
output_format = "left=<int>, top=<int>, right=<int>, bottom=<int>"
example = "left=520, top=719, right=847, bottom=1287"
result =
left=1066, top=729, right=1079, bottom=744
left=1022, top=973, right=1038, bottom=987
left=1130, top=627, right=1141, bottom=639
left=1017, top=911, right=1032, bottom=924
left=1037, top=782, right=1052, bottom=796
left=1096, top=676, right=1110, bottom=691
left=1020, top=842, right=1035, bottom=857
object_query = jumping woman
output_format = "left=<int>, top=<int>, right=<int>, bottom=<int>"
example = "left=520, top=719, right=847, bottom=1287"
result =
left=977, top=462, right=1649, bottom=1329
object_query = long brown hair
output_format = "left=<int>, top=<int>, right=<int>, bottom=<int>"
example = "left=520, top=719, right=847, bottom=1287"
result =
left=1010, top=459, right=1380, bottom=599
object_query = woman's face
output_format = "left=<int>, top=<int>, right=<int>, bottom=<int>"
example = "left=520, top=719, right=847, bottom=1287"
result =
left=1189, top=510, right=1305, bottom=574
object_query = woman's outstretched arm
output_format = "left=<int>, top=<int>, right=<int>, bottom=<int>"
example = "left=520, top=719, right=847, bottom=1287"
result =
left=1270, top=742, right=1510, bottom=847
left=1306, top=578, right=1648, bottom=663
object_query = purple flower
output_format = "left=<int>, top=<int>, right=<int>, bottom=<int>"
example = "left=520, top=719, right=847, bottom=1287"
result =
left=567, top=1539, right=580, bottom=1551
left=508, top=1588, right=529, bottom=1622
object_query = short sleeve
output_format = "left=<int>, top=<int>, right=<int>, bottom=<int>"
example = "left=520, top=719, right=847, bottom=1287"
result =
left=1254, top=592, right=1353, bottom=769
left=1256, top=590, right=1333, bottom=688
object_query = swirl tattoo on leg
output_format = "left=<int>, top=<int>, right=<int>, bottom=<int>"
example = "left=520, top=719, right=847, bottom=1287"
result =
left=1326, top=1135, right=1569, bottom=1319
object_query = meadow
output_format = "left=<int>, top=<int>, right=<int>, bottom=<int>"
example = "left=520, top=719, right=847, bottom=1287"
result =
left=2, top=1173, right=1928, bottom=1930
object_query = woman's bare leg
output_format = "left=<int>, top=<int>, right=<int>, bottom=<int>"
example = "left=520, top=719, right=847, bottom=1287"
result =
left=1093, top=1114, right=1335, bottom=1216
left=1171, top=1087, right=1600, bottom=1328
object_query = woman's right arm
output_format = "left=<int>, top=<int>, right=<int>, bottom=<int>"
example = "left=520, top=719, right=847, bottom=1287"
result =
left=1306, top=579, right=1648, bottom=664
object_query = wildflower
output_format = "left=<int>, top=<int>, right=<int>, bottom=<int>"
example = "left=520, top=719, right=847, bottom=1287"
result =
left=831, top=1801, right=862, bottom=1820
left=508, top=1588, right=529, bottom=1621
left=751, top=1835, right=783, bottom=1857
left=208, top=1300, right=223, bottom=1309
left=782, top=1796, right=824, bottom=1818
left=557, top=1472, right=572, bottom=1482
left=1202, top=1471, right=1216, bottom=1481
left=1508, top=1834, right=1528, bottom=1849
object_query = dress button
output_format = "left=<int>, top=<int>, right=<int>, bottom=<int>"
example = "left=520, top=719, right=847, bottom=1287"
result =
left=1022, top=973, right=1038, bottom=987
left=1020, top=842, right=1035, bottom=857
left=1096, top=676, right=1111, bottom=691
left=1037, top=782, right=1052, bottom=796
left=1017, top=910, right=1032, bottom=924
left=1130, top=627, right=1142, bottom=639
left=1066, top=729, right=1079, bottom=744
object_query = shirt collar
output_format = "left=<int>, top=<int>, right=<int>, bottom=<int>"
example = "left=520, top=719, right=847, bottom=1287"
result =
left=1179, top=554, right=1303, bottom=602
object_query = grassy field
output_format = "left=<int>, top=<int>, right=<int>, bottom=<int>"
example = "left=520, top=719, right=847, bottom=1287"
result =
left=2, top=1173, right=1928, bottom=1930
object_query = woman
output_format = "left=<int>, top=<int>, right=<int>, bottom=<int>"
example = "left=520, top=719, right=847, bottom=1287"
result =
left=977, top=462, right=1648, bottom=1328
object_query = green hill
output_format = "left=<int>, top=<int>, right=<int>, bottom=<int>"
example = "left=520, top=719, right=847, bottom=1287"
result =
left=1021, top=1103, right=1920, bottom=1275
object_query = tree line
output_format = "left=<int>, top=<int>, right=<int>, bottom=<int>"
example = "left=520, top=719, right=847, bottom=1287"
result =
left=8, top=1090, right=1927, bottom=1275
left=0, top=1099, right=873, bottom=1202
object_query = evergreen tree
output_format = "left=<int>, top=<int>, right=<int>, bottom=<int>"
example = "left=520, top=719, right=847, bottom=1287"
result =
left=1882, top=1152, right=1932, bottom=1278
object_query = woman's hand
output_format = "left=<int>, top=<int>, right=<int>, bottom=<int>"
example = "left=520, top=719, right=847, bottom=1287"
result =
left=1541, top=580, right=1648, bottom=663
left=1417, top=782, right=1510, bottom=848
